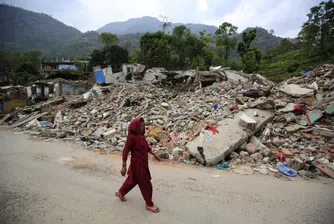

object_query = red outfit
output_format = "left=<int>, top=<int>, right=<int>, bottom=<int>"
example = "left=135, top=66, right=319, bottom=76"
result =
left=118, top=117, right=154, bottom=207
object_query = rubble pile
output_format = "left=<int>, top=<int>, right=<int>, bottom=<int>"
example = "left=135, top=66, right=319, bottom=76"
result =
left=226, top=64, right=334, bottom=178
left=2, top=64, right=333, bottom=179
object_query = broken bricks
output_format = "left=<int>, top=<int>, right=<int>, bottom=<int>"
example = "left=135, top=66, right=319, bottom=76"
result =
left=3, top=63, right=333, bottom=180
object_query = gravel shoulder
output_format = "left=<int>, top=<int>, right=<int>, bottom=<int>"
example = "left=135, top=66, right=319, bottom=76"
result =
left=1, top=130, right=333, bottom=224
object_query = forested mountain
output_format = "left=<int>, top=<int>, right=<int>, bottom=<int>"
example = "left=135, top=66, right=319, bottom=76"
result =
left=61, top=31, right=101, bottom=58
left=0, top=5, right=284, bottom=57
left=0, top=4, right=82, bottom=55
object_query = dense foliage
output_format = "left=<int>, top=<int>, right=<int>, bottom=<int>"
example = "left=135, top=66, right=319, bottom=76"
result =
left=0, top=4, right=81, bottom=56
left=131, top=28, right=213, bottom=70
left=61, top=31, right=102, bottom=58
left=258, top=0, right=334, bottom=82
left=89, top=44, right=129, bottom=72
left=0, top=51, right=43, bottom=85
left=215, top=22, right=238, bottom=64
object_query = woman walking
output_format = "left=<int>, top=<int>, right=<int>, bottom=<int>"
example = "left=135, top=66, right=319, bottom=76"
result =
left=115, top=117, right=161, bottom=213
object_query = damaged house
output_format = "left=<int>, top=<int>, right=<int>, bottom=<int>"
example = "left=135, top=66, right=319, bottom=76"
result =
left=93, top=64, right=146, bottom=84
left=26, top=79, right=90, bottom=104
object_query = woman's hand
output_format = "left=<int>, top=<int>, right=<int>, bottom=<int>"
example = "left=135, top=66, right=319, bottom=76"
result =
left=120, top=166, right=127, bottom=176
left=153, top=153, right=161, bottom=162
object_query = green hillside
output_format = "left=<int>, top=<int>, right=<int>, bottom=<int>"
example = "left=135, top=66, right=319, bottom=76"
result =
left=0, top=4, right=82, bottom=55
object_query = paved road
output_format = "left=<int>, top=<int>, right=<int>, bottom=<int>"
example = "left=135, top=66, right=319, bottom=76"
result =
left=1, top=130, right=333, bottom=224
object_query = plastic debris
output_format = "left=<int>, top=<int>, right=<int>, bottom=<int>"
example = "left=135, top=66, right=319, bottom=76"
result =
left=277, top=162, right=297, bottom=177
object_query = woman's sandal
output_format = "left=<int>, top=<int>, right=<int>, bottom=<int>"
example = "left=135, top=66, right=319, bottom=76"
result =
left=146, top=205, right=160, bottom=213
left=115, top=192, right=127, bottom=202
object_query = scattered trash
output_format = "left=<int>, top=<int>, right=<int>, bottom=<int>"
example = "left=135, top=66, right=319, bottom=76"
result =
left=37, top=121, right=53, bottom=128
left=218, top=163, right=229, bottom=170
left=207, top=126, right=219, bottom=134
left=277, top=162, right=297, bottom=177
left=229, top=105, right=237, bottom=111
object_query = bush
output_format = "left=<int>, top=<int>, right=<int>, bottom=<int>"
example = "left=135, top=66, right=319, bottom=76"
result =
left=230, top=61, right=244, bottom=71
left=287, top=62, right=299, bottom=73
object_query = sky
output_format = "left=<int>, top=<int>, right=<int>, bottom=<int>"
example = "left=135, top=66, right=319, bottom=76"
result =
left=3, top=0, right=323, bottom=38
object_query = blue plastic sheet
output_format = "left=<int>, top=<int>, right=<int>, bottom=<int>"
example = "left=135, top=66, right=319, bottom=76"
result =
left=277, top=163, right=297, bottom=177
left=300, top=70, right=311, bottom=76
left=94, top=70, right=105, bottom=83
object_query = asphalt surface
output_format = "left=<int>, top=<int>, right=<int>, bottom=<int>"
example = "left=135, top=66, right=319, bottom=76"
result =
left=1, top=130, right=333, bottom=224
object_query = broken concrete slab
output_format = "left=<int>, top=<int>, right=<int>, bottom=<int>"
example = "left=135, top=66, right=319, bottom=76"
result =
left=186, top=109, right=274, bottom=166
left=324, top=102, right=334, bottom=115
left=306, top=110, right=323, bottom=124
left=11, top=112, right=48, bottom=128
left=280, top=84, right=314, bottom=97
left=278, top=103, right=296, bottom=112
left=239, top=113, right=257, bottom=130
left=225, top=70, right=248, bottom=83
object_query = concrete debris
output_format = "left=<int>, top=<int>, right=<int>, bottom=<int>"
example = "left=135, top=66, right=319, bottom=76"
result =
left=245, top=143, right=257, bottom=154
left=324, top=102, right=334, bottom=115
left=186, top=109, right=273, bottom=166
left=239, top=113, right=258, bottom=130
left=2, top=64, right=333, bottom=179
left=312, top=128, right=334, bottom=138
left=306, top=110, right=323, bottom=124
left=225, top=70, right=248, bottom=83
left=280, top=84, right=314, bottom=97
left=278, top=103, right=296, bottom=112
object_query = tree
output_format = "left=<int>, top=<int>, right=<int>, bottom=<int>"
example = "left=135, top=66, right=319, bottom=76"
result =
left=89, top=45, right=129, bottom=72
left=139, top=31, right=172, bottom=68
left=215, top=22, right=238, bottom=65
left=0, top=50, right=43, bottom=85
left=269, top=29, right=274, bottom=35
left=99, top=32, right=119, bottom=47
left=170, top=25, right=191, bottom=68
left=270, top=38, right=297, bottom=56
left=159, top=15, right=172, bottom=33
left=237, top=29, right=261, bottom=73
left=298, top=0, right=334, bottom=58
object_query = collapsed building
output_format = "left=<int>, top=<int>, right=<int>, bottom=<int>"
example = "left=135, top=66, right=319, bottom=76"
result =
left=26, top=79, right=90, bottom=104
left=1, top=64, right=334, bottom=179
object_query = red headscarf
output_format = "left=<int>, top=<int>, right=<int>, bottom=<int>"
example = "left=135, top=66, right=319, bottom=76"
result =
left=128, top=117, right=145, bottom=135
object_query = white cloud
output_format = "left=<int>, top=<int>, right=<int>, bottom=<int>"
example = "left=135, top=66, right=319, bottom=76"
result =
left=198, top=0, right=209, bottom=12
left=222, top=0, right=323, bottom=37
